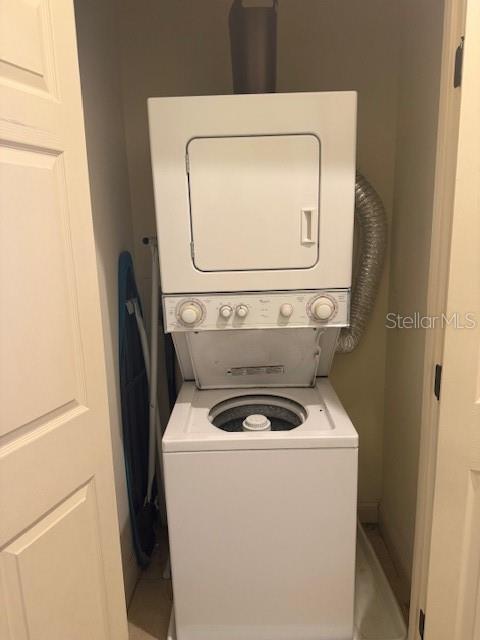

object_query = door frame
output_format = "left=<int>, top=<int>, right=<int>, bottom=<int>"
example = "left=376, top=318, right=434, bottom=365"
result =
left=408, top=0, right=467, bottom=638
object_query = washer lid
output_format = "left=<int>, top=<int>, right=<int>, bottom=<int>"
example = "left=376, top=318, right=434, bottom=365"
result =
left=183, top=327, right=339, bottom=389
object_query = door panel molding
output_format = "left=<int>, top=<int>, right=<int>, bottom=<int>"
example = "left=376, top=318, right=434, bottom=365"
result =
left=1, top=481, right=109, bottom=640
left=0, top=0, right=58, bottom=97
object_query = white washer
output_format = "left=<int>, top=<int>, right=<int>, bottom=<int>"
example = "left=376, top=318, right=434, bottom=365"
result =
left=164, top=381, right=358, bottom=640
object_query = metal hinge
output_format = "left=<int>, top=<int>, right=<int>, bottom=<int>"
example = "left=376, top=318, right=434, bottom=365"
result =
left=190, top=241, right=195, bottom=259
left=434, top=364, right=442, bottom=401
left=454, top=36, right=465, bottom=88
left=185, top=153, right=190, bottom=173
left=419, top=609, right=426, bottom=639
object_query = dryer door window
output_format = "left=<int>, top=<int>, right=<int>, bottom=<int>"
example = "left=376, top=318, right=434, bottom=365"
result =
left=187, top=134, right=320, bottom=272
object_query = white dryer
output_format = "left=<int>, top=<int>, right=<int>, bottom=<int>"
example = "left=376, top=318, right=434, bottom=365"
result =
left=148, top=92, right=358, bottom=640
left=148, top=92, right=356, bottom=294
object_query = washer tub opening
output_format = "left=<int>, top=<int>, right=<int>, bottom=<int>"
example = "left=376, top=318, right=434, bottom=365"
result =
left=209, top=395, right=307, bottom=433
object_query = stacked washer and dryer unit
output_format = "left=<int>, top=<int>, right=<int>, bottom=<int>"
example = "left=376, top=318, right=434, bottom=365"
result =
left=148, top=91, right=358, bottom=640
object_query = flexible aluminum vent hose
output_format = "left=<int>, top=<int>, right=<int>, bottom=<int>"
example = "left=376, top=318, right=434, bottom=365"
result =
left=336, top=172, right=388, bottom=353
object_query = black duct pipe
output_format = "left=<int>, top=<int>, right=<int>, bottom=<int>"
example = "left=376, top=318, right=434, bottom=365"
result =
left=229, top=0, right=277, bottom=94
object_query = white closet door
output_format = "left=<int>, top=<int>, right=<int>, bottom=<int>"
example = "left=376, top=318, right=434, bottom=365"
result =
left=0, top=1, right=128, bottom=638
left=424, top=3, right=480, bottom=638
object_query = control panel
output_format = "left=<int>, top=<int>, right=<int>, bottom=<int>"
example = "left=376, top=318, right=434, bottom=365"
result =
left=162, top=290, right=350, bottom=333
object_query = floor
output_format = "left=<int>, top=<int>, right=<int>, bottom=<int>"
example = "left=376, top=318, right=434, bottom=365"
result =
left=127, top=524, right=409, bottom=640
left=362, top=524, right=410, bottom=622
left=128, top=532, right=172, bottom=640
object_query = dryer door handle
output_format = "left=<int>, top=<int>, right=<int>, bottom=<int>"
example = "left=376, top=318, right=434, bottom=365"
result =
left=301, top=207, right=317, bottom=245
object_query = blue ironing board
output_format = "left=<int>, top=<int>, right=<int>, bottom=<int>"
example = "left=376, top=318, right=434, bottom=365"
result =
left=118, top=251, right=155, bottom=567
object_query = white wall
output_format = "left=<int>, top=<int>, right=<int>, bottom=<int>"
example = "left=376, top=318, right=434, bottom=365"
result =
left=381, top=0, right=445, bottom=587
left=117, top=0, right=400, bottom=514
left=74, top=0, right=138, bottom=602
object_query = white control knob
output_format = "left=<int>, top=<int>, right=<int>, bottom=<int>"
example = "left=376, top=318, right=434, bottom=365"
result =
left=312, top=297, right=335, bottom=321
left=178, top=301, right=203, bottom=326
left=235, top=304, right=249, bottom=319
left=219, top=305, right=233, bottom=319
left=279, top=303, right=294, bottom=318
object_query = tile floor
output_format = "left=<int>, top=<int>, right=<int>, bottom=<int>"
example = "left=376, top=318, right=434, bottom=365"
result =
left=128, top=532, right=172, bottom=640
left=127, top=524, right=409, bottom=640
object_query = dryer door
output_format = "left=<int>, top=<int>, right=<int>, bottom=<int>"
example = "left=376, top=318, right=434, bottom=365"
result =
left=187, top=134, right=320, bottom=272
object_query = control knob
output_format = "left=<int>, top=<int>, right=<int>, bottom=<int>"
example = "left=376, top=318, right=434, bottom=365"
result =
left=178, top=300, right=203, bottom=326
left=279, top=303, right=294, bottom=318
left=311, top=296, right=336, bottom=321
left=235, top=304, right=249, bottom=319
left=219, top=305, right=233, bottom=319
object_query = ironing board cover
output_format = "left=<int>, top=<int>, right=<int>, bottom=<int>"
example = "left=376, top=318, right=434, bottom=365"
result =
left=118, top=251, right=155, bottom=567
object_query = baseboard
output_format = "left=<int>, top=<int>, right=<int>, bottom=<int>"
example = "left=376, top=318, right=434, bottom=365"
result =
left=358, top=501, right=379, bottom=523
left=120, top=520, right=141, bottom=606
left=378, top=507, right=412, bottom=607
